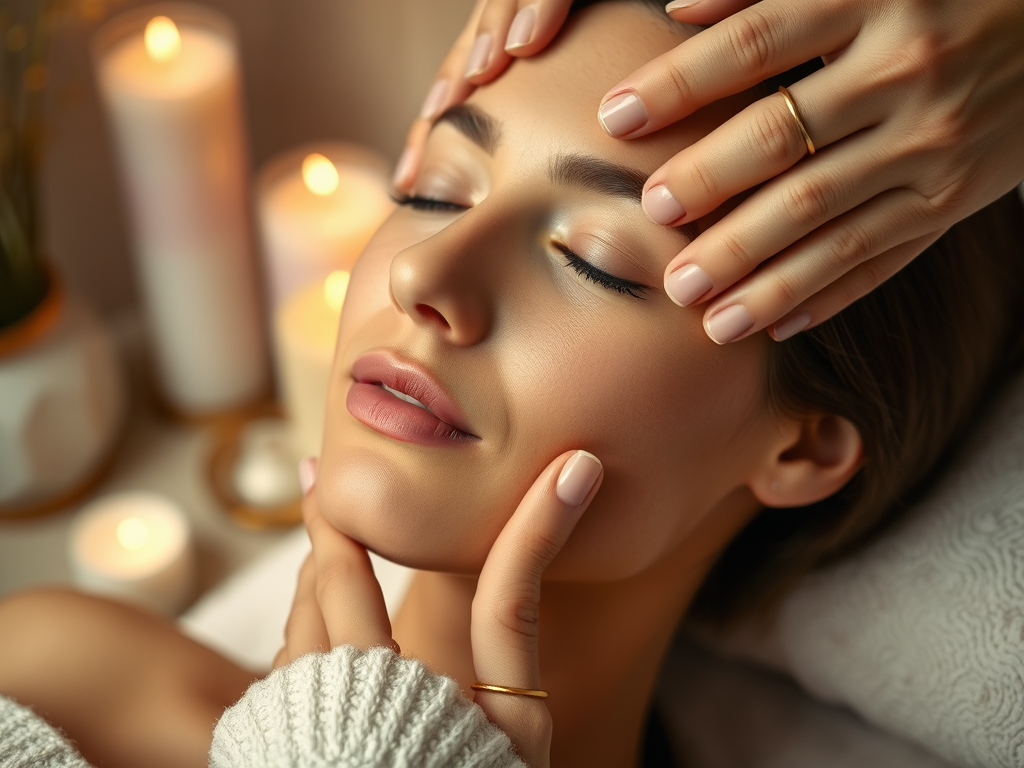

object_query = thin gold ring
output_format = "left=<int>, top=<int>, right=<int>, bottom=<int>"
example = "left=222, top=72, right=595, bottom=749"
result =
left=778, top=86, right=816, bottom=156
left=471, top=682, right=549, bottom=699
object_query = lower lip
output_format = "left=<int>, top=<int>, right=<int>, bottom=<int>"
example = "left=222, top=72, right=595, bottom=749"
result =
left=346, top=382, right=477, bottom=447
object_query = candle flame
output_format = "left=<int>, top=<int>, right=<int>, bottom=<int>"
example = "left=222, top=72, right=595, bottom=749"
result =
left=116, top=516, right=150, bottom=552
left=324, top=270, right=350, bottom=312
left=302, top=153, right=340, bottom=196
left=145, top=16, right=181, bottom=63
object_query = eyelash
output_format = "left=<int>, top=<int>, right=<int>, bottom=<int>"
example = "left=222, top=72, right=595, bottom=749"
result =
left=391, top=193, right=647, bottom=300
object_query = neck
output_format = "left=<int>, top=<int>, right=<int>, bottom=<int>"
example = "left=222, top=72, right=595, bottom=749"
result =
left=392, top=488, right=759, bottom=767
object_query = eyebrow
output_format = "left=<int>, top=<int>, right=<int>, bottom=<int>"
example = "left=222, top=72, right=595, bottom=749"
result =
left=433, top=104, right=700, bottom=241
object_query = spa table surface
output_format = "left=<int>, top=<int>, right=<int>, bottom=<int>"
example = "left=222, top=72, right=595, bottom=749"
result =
left=0, top=312, right=291, bottom=608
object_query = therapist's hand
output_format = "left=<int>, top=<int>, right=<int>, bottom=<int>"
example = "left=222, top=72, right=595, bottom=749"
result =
left=399, top=0, right=1024, bottom=343
left=275, top=450, right=603, bottom=768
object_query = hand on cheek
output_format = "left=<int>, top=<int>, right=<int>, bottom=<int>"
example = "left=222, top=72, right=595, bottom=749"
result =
left=275, top=450, right=603, bottom=768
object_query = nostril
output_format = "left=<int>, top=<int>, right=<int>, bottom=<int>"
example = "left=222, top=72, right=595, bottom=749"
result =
left=415, top=303, right=450, bottom=329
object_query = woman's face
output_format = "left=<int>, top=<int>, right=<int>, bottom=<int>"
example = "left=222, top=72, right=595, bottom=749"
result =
left=317, top=3, right=785, bottom=581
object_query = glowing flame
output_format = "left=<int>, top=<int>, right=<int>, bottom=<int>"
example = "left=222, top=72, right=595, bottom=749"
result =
left=116, top=517, right=150, bottom=552
left=145, top=16, right=181, bottom=63
left=302, top=153, right=340, bottom=196
left=324, top=270, right=350, bottom=312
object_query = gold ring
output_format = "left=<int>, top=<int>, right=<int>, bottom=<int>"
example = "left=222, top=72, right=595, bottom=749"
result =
left=778, top=86, right=816, bottom=156
left=471, top=682, right=549, bottom=698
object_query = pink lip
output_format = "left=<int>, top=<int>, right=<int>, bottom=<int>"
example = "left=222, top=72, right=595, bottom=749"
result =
left=347, top=351, right=479, bottom=446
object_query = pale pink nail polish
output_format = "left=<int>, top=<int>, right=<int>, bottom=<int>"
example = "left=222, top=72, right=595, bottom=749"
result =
left=665, top=0, right=703, bottom=11
left=705, top=305, right=754, bottom=344
left=465, top=32, right=494, bottom=77
left=419, top=79, right=449, bottom=121
left=505, top=5, right=537, bottom=50
left=644, top=185, right=686, bottom=225
left=298, top=457, right=317, bottom=496
left=772, top=311, right=811, bottom=341
left=665, top=264, right=713, bottom=307
left=392, top=147, right=414, bottom=188
left=598, top=92, right=648, bottom=136
left=556, top=450, right=603, bottom=508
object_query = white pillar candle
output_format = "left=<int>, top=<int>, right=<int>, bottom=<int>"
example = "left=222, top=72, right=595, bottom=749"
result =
left=93, top=6, right=267, bottom=415
left=69, top=491, right=197, bottom=615
left=256, top=143, right=393, bottom=310
left=273, top=271, right=349, bottom=459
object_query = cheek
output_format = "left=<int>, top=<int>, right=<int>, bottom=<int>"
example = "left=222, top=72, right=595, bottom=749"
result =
left=501, top=305, right=765, bottom=581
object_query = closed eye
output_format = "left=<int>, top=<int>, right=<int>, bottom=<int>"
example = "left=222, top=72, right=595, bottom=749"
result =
left=554, top=242, right=648, bottom=299
left=390, top=192, right=467, bottom=213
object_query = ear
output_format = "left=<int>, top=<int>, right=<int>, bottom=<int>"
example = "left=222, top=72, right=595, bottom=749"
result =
left=749, top=414, right=863, bottom=509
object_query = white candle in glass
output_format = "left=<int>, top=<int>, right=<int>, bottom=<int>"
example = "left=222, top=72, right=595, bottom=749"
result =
left=274, top=271, right=349, bottom=459
left=69, top=491, right=197, bottom=615
left=256, top=143, right=393, bottom=310
left=93, top=6, right=267, bottom=415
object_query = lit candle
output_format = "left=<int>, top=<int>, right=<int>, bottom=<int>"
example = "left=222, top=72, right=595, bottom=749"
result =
left=273, top=271, right=349, bottom=458
left=69, top=491, right=197, bottom=615
left=93, top=7, right=267, bottom=415
left=255, top=143, right=393, bottom=310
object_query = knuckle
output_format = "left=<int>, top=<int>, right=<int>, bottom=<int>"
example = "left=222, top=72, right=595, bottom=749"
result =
left=717, top=230, right=758, bottom=270
left=750, top=103, right=803, bottom=168
left=315, top=560, right=357, bottom=602
left=782, top=176, right=837, bottom=230
left=685, top=158, right=719, bottom=200
left=724, top=10, right=779, bottom=74
left=828, top=223, right=875, bottom=272
left=663, top=58, right=696, bottom=106
left=487, top=593, right=541, bottom=648
left=770, top=267, right=805, bottom=308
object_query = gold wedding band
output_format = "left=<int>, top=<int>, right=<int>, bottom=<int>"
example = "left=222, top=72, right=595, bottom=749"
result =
left=471, top=682, right=549, bottom=698
left=778, top=86, right=816, bottom=156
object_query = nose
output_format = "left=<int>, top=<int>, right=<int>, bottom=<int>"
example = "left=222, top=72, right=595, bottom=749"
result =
left=389, top=210, right=499, bottom=346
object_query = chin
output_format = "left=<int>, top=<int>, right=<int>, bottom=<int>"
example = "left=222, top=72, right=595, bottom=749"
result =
left=315, top=441, right=496, bottom=574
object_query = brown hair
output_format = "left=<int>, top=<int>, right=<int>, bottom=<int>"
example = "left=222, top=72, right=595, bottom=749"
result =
left=694, top=191, right=1024, bottom=622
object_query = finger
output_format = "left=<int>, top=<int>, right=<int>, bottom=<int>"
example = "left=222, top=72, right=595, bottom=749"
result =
left=662, top=123, right=906, bottom=308
left=471, top=449, right=603, bottom=768
left=504, top=1, right=574, bottom=58
left=597, top=0, right=861, bottom=138
left=463, top=0, right=519, bottom=83
left=279, top=554, right=330, bottom=667
left=666, top=0, right=759, bottom=26
left=642, top=61, right=887, bottom=227
left=699, top=188, right=943, bottom=343
left=305, top=488, right=397, bottom=653
left=395, top=0, right=488, bottom=191
left=768, top=230, right=945, bottom=341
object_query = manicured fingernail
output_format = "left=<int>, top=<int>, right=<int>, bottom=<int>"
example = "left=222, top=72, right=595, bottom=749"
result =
left=505, top=5, right=537, bottom=50
left=298, top=457, right=317, bottom=496
left=705, top=305, right=754, bottom=344
left=556, top=450, right=603, bottom=508
left=392, top=146, right=414, bottom=188
left=665, top=0, right=702, bottom=11
left=772, top=311, right=811, bottom=342
left=419, top=79, right=449, bottom=121
left=598, top=92, right=648, bottom=136
left=465, top=32, right=493, bottom=77
left=665, top=264, right=712, bottom=307
left=643, top=185, right=686, bottom=225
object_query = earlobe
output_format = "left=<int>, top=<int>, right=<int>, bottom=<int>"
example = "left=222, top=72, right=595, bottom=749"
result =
left=751, top=414, right=863, bottom=509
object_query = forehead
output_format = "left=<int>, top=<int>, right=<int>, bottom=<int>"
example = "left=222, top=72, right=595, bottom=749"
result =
left=465, top=4, right=747, bottom=178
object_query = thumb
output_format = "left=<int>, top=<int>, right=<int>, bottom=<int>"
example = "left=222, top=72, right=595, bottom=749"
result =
left=470, top=449, right=603, bottom=768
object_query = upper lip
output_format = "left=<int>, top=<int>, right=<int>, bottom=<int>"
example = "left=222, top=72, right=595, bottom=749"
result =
left=351, top=350, right=477, bottom=437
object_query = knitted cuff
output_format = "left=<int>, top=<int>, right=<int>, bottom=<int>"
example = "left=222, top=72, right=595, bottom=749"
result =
left=0, top=695, right=92, bottom=768
left=210, top=645, right=526, bottom=768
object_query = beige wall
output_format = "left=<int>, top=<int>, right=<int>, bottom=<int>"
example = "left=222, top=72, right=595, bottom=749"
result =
left=42, top=0, right=475, bottom=316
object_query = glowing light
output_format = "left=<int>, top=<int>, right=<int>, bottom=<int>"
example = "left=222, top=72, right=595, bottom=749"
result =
left=324, top=270, right=350, bottom=311
left=145, top=16, right=181, bottom=63
left=302, top=153, right=340, bottom=196
left=116, top=517, right=150, bottom=552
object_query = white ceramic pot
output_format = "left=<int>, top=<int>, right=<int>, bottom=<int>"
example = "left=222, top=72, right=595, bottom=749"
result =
left=0, top=291, right=125, bottom=515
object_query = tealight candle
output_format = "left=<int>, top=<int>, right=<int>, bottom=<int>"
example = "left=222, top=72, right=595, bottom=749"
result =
left=256, top=143, right=393, bottom=310
left=273, top=271, right=349, bottom=459
left=69, top=491, right=197, bottom=615
left=93, top=6, right=267, bottom=415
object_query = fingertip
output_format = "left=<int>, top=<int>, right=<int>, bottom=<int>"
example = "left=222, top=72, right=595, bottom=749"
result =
left=298, top=457, right=318, bottom=496
left=555, top=450, right=603, bottom=509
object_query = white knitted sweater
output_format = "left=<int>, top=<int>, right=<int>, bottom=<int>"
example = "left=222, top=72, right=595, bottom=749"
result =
left=0, top=645, right=525, bottom=768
